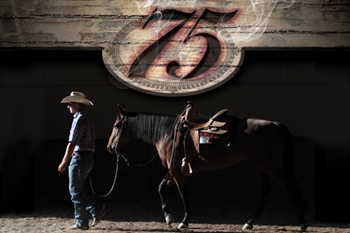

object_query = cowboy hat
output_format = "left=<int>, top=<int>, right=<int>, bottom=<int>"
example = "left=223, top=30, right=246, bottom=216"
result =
left=61, top=91, right=94, bottom=106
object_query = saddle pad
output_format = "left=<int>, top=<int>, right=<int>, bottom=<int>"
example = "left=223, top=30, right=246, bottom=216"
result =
left=199, top=132, right=220, bottom=144
left=199, top=132, right=231, bottom=147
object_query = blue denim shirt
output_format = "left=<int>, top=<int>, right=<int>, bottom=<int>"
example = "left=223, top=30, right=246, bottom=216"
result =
left=69, top=111, right=96, bottom=153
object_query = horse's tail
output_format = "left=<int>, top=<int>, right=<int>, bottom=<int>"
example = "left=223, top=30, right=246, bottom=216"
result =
left=277, top=122, right=308, bottom=212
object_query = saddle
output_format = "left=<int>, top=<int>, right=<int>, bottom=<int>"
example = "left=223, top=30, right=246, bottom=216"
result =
left=182, top=102, right=231, bottom=134
left=179, top=102, right=233, bottom=176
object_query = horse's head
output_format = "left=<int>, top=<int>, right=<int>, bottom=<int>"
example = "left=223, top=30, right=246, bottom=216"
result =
left=107, top=104, right=134, bottom=154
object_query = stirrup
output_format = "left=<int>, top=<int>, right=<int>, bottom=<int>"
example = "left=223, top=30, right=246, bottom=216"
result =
left=181, top=159, right=194, bottom=176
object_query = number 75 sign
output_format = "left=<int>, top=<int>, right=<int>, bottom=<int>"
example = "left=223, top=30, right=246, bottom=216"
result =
left=103, top=7, right=243, bottom=96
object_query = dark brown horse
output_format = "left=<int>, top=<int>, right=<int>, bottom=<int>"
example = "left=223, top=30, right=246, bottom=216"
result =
left=107, top=104, right=308, bottom=231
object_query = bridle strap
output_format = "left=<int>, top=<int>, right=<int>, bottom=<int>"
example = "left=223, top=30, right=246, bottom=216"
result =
left=112, top=115, right=126, bottom=153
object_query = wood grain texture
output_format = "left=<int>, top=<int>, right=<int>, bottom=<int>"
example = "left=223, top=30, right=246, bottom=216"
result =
left=1, top=0, right=349, bottom=96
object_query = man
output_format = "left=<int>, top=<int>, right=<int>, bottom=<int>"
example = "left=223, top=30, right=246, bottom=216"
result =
left=58, top=91, right=105, bottom=230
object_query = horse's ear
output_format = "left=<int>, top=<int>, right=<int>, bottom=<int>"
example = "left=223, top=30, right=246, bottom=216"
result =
left=118, top=104, right=126, bottom=115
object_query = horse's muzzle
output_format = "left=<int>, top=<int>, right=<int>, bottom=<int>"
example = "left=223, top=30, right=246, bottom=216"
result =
left=107, top=143, right=118, bottom=154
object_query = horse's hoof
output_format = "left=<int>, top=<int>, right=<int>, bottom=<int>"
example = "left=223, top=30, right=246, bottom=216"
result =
left=242, top=223, right=253, bottom=230
left=165, top=214, right=174, bottom=226
left=177, top=222, right=188, bottom=229
left=300, top=223, right=308, bottom=232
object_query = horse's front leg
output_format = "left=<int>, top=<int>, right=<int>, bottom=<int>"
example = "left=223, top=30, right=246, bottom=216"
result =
left=174, top=176, right=192, bottom=229
left=158, top=172, right=174, bottom=226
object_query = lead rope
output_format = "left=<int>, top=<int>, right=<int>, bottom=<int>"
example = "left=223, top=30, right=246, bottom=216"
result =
left=90, top=151, right=158, bottom=198
left=89, top=152, right=121, bottom=198
left=119, top=153, right=157, bottom=167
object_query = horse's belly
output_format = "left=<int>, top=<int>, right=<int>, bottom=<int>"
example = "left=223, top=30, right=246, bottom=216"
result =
left=194, top=144, right=244, bottom=171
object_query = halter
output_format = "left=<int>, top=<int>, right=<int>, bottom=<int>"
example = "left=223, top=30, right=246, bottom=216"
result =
left=112, top=114, right=126, bottom=154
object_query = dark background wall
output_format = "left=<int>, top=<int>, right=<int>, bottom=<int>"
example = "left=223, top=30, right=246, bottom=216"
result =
left=0, top=49, right=348, bottom=223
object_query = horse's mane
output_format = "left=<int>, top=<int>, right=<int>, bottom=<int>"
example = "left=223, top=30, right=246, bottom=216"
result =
left=125, top=111, right=177, bottom=144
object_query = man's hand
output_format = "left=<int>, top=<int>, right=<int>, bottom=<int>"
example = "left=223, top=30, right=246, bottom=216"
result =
left=58, top=142, right=75, bottom=173
left=58, top=162, right=67, bottom=172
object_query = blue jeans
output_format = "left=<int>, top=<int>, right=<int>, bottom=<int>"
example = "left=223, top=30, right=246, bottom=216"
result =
left=68, top=152, right=98, bottom=227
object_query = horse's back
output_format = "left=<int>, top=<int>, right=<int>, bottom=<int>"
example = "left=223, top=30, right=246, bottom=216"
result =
left=232, top=117, right=286, bottom=165
left=243, top=118, right=280, bottom=134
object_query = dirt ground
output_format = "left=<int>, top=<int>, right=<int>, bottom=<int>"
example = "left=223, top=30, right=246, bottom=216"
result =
left=0, top=193, right=348, bottom=233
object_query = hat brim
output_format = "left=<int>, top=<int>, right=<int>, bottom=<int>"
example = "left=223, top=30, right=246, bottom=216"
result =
left=61, top=96, right=94, bottom=106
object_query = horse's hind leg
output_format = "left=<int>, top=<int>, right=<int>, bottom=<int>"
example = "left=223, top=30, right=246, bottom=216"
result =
left=285, top=176, right=308, bottom=231
left=243, top=168, right=272, bottom=230
left=158, top=172, right=174, bottom=226
left=271, top=169, right=308, bottom=231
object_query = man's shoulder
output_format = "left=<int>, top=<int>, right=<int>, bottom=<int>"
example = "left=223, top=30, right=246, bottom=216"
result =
left=79, top=111, right=95, bottom=123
